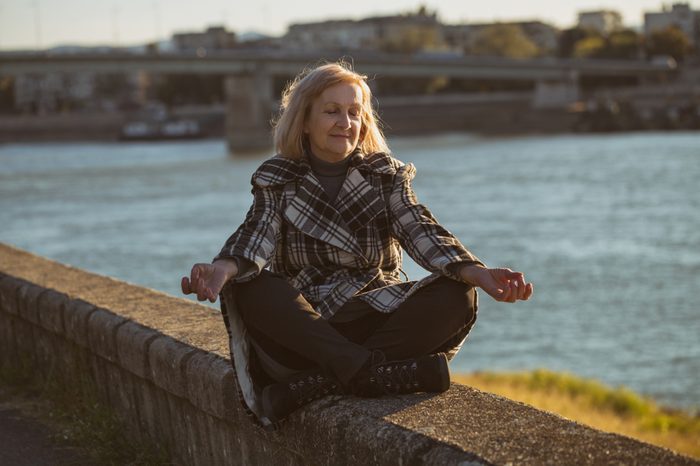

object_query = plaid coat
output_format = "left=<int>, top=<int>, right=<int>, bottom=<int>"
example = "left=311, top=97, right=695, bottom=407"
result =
left=216, top=150, right=483, bottom=427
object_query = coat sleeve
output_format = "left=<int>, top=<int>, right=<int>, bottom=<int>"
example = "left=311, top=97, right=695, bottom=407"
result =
left=388, top=163, right=484, bottom=281
left=213, top=184, right=283, bottom=283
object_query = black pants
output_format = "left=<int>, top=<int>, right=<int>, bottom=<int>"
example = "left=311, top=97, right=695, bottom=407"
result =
left=234, top=270, right=477, bottom=386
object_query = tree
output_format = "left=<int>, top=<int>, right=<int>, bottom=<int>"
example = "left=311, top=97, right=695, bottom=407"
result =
left=379, top=26, right=443, bottom=54
left=469, top=24, right=540, bottom=58
left=559, top=27, right=641, bottom=60
left=604, top=29, right=642, bottom=59
left=574, top=36, right=606, bottom=58
left=0, top=77, right=15, bottom=113
left=646, top=25, right=692, bottom=62
left=558, top=27, right=597, bottom=58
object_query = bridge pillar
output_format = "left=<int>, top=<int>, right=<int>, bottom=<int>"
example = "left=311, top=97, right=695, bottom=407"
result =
left=224, top=68, right=275, bottom=155
left=532, top=70, right=580, bottom=109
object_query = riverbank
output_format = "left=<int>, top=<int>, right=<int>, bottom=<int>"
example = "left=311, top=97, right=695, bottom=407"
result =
left=0, top=101, right=575, bottom=144
left=453, top=370, right=700, bottom=460
left=0, top=113, right=127, bottom=143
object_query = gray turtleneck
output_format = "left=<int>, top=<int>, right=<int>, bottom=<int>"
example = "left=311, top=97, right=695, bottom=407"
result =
left=307, top=151, right=351, bottom=202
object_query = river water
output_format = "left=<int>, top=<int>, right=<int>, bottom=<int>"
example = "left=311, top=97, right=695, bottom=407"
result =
left=1, top=132, right=698, bottom=410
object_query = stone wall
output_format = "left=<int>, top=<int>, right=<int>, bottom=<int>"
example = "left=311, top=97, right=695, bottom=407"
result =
left=0, top=243, right=696, bottom=465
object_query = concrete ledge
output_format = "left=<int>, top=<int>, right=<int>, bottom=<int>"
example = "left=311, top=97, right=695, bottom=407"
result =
left=63, top=298, right=97, bottom=347
left=36, top=289, right=68, bottom=335
left=1, top=242, right=698, bottom=465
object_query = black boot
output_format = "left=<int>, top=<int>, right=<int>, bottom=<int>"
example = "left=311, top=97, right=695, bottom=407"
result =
left=262, top=370, right=344, bottom=423
left=350, top=351, right=451, bottom=397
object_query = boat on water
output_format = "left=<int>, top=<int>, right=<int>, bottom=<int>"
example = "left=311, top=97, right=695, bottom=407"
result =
left=119, top=118, right=203, bottom=141
left=119, top=103, right=204, bottom=141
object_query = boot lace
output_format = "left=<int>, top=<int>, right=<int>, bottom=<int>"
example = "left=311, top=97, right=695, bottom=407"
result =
left=287, top=373, right=339, bottom=406
left=368, top=351, right=419, bottom=395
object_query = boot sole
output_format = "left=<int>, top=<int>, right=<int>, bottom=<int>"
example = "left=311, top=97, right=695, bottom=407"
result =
left=436, top=352, right=451, bottom=392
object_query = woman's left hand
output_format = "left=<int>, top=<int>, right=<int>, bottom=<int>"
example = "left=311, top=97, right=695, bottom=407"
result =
left=459, top=264, right=534, bottom=303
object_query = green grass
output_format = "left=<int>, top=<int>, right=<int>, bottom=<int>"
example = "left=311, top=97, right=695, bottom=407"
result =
left=0, top=358, right=169, bottom=466
left=480, top=369, right=656, bottom=417
left=454, top=369, right=700, bottom=459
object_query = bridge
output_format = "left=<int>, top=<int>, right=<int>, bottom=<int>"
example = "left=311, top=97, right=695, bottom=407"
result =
left=0, top=51, right=676, bottom=152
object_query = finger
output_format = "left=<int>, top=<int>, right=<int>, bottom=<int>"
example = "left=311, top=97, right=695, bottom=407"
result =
left=191, top=265, right=200, bottom=286
left=490, top=287, right=505, bottom=301
left=494, top=268, right=511, bottom=284
left=484, top=280, right=506, bottom=301
left=507, top=280, right=517, bottom=303
left=181, top=276, right=191, bottom=295
left=524, top=283, right=534, bottom=300
left=507, top=281, right=519, bottom=301
left=199, top=278, right=210, bottom=302
left=196, top=277, right=207, bottom=301
left=514, top=274, right=527, bottom=300
left=499, top=281, right=513, bottom=302
left=507, top=269, right=523, bottom=279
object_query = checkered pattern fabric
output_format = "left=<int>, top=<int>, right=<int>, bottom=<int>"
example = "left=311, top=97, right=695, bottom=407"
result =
left=215, top=151, right=483, bottom=319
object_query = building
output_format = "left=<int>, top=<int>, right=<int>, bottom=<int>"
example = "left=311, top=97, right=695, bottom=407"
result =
left=285, top=19, right=377, bottom=51
left=283, top=9, right=445, bottom=53
left=644, top=3, right=699, bottom=47
left=13, top=71, right=144, bottom=114
left=578, top=10, right=623, bottom=34
left=13, top=73, right=96, bottom=114
left=172, top=26, right=236, bottom=52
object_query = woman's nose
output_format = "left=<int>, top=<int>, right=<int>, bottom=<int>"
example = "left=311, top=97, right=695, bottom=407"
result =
left=336, top=112, right=351, bottom=128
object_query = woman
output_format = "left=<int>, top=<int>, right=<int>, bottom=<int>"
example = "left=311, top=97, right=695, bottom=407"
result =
left=181, top=62, right=533, bottom=427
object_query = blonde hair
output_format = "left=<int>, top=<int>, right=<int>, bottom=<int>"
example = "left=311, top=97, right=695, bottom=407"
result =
left=272, top=61, right=390, bottom=158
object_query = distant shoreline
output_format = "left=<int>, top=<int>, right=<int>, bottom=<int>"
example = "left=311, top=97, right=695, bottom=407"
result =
left=0, top=100, right=579, bottom=144
left=5, top=90, right=698, bottom=144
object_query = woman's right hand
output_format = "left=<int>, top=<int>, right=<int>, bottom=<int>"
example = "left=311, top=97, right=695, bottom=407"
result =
left=459, top=264, right=533, bottom=303
left=181, top=259, right=238, bottom=303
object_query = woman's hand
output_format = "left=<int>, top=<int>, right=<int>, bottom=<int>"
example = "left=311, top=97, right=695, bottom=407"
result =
left=181, top=259, right=238, bottom=303
left=459, top=264, right=533, bottom=303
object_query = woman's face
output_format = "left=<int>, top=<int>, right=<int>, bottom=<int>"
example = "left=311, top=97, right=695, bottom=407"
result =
left=304, top=82, right=363, bottom=163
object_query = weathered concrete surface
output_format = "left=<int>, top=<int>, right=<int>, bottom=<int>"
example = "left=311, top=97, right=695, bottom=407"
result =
left=1, top=242, right=698, bottom=466
left=0, top=244, right=229, bottom=357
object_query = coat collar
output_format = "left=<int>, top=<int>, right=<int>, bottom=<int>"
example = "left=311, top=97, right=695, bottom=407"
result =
left=266, top=149, right=395, bottom=259
left=251, top=150, right=401, bottom=189
left=295, top=147, right=389, bottom=178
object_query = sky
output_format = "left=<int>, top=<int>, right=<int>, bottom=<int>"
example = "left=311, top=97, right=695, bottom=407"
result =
left=1, top=0, right=697, bottom=50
